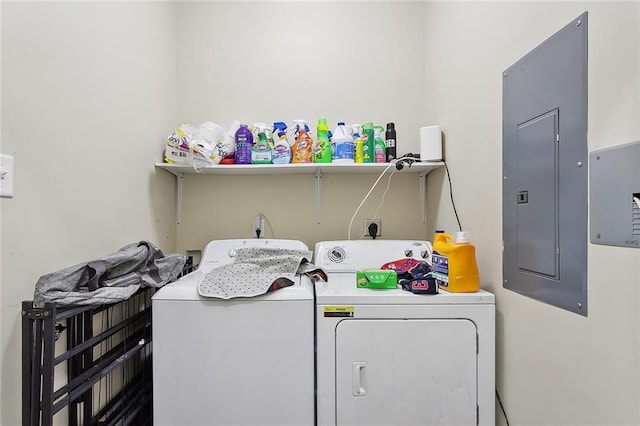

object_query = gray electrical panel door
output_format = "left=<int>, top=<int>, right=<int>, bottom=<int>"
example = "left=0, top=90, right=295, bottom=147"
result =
left=503, top=12, right=588, bottom=316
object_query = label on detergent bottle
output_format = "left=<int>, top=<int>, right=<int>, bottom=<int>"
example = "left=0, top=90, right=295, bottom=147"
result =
left=431, top=251, right=449, bottom=288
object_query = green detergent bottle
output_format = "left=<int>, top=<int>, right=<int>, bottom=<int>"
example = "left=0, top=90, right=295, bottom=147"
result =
left=314, top=118, right=332, bottom=163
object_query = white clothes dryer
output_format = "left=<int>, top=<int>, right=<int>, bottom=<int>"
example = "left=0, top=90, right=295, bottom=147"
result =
left=314, top=240, right=495, bottom=426
left=152, top=239, right=314, bottom=426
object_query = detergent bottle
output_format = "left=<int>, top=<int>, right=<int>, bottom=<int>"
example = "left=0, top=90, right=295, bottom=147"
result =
left=432, top=231, right=480, bottom=292
left=352, top=124, right=364, bottom=163
left=251, top=132, right=272, bottom=164
left=373, top=125, right=386, bottom=163
left=234, top=124, right=253, bottom=164
left=314, top=118, right=332, bottom=163
left=362, top=122, right=375, bottom=163
left=272, top=130, right=292, bottom=164
left=291, top=119, right=313, bottom=163
left=332, top=122, right=354, bottom=163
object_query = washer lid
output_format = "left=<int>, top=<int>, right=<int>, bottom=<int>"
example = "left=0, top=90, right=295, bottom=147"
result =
left=315, top=274, right=494, bottom=305
left=199, top=239, right=310, bottom=272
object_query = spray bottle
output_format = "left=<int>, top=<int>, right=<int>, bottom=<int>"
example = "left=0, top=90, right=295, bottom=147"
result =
left=352, top=124, right=364, bottom=163
left=272, top=130, right=292, bottom=164
left=362, top=122, right=375, bottom=163
left=251, top=122, right=274, bottom=148
left=314, top=118, right=332, bottom=163
left=291, top=119, right=313, bottom=163
left=373, top=125, right=386, bottom=163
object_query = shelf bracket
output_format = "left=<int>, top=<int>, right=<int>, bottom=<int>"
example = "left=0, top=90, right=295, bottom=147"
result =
left=176, top=172, right=184, bottom=224
left=419, top=171, right=427, bottom=224
left=162, top=169, right=184, bottom=224
left=315, top=168, right=322, bottom=224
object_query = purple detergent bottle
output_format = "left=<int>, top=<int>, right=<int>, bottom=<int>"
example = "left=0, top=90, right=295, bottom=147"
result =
left=234, top=124, right=254, bottom=164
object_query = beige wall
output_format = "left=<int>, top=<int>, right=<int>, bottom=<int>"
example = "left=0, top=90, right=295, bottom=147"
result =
left=423, top=2, right=640, bottom=425
left=173, top=1, right=430, bottom=252
left=2, top=1, right=639, bottom=425
left=0, top=2, right=177, bottom=425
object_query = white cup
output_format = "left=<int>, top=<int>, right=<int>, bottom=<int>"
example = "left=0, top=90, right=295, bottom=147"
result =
left=420, top=125, right=442, bottom=161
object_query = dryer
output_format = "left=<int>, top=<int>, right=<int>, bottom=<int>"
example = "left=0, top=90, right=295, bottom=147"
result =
left=314, top=240, right=495, bottom=426
left=152, top=239, right=314, bottom=426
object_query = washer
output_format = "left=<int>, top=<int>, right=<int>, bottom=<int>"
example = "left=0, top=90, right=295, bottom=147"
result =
left=152, top=239, right=315, bottom=426
left=314, top=240, right=495, bottom=426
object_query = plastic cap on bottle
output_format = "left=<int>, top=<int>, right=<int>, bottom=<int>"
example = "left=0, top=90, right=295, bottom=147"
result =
left=455, top=231, right=470, bottom=243
left=386, top=122, right=395, bottom=130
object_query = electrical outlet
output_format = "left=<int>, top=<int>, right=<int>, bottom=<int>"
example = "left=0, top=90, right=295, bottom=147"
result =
left=252, top=215, right=265, bottom=237
left=364, top=219, right=382, bottom=237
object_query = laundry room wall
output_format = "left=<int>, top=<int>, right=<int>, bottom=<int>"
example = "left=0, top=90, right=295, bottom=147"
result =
left=0, top=2, right=177, bottom=425
left=422, top=2, right=640, bottom=425
left=172, top=1, right=431, bottom=253
left=2, top=2, right=639, bottom=426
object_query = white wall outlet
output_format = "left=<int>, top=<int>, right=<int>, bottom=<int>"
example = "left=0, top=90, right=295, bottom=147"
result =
left=252, top=214, right=265, bottom=237
left=364, top=219, right=382, bottom=237
left=0, top=154, right=15, bottom=198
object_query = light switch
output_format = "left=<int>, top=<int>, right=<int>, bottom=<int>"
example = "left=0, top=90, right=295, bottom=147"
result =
left=0, top=154, right=15, bottom=198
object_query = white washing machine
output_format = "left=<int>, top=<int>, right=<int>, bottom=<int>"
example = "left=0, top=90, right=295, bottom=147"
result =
left=314, top=240, right=495, bottom=426
left=152, top=239, right=315, bottom=426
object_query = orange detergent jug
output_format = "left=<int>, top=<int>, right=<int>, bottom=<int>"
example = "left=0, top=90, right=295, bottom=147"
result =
left=432, top=231, right=480, bottom=292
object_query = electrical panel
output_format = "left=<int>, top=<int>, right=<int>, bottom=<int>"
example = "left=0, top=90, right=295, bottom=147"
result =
left=503, top=12, right=588, bottom=316
left=590, top=141, right=640, bottom=248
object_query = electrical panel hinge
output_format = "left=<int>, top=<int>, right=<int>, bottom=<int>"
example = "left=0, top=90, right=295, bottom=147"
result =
left=556, top=134, right=560, bottom=143
left=477, top=405, right=480, bottom=425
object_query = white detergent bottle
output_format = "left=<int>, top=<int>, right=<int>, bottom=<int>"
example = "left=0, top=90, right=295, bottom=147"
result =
left=272, top=130, right=292, bottom=164
left=332, top=122, right=354, bottom=163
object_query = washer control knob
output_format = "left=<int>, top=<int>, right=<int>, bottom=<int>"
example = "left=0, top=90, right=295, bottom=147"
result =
left=421, top=250, right=430, bottom=259
left=404, top=249, right=413, bottom=257
left=228, top=249, right=237, bottom=258
left=328, top=247, right=346, bottom=263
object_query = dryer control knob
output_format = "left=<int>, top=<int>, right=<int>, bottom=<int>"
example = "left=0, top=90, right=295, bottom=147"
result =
left=228, top=249, right=237, bottom=258
left=404, top=249, right=414, bottom=257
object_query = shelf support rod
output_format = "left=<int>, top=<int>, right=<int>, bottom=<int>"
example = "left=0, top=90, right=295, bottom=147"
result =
left=315, top=169, right=322, bottom=224
left=176, top=172, right=184, bottom=224
left=419, top=171, right=427, bottom=224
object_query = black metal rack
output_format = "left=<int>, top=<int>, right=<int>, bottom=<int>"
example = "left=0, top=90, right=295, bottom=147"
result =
left=22, top=288, right=155, bottom=426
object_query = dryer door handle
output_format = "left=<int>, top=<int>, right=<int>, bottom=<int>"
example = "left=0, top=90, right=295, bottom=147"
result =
left=352, top=362, right=367, bottom=396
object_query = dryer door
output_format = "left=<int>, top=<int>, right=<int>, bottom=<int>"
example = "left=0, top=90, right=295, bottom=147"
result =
left=335, top=319, right=477, bottom=426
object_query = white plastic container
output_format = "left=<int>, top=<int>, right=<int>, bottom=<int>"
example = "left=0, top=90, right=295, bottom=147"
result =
left=332, top=122, right=354, bottom=163
left=420, top=125, right=442, bottom=161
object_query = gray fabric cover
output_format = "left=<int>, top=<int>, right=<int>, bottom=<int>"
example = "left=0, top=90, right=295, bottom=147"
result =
left=198, top=247, right=326, bottom=299
left=33, top=241, right=186, bottom=306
